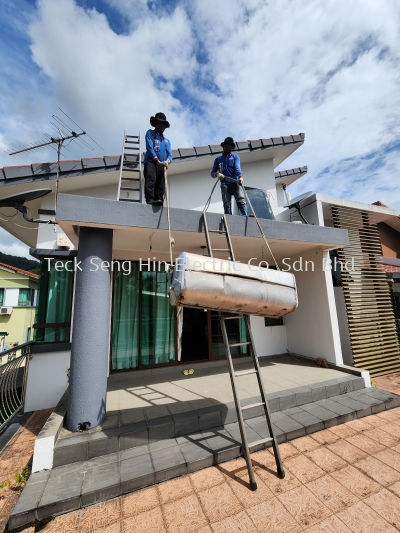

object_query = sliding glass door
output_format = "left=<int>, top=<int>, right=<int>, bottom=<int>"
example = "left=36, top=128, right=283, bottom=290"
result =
left=111, top=263, right=175, bottom=371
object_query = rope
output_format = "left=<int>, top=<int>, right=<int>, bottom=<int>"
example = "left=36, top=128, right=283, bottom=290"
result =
left=164, top=167, right=174, bottom=266
left=241, top=186, right=280, bottom=270
left=203, top=176, right=280, bottom=270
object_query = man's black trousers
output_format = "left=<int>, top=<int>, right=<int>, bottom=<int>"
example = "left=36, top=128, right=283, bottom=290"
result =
left=144, top=161, right=165, bottom=204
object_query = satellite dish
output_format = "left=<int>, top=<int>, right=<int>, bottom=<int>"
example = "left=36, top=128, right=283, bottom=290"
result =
left=0, top=188, right=55, bottom=224
left=284, top=191, right=314, bottom=224
left=0, top=189, right=51, bottom=208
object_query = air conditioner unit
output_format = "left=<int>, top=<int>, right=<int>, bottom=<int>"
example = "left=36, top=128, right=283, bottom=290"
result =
left=0, top=307, right=13, bottom=315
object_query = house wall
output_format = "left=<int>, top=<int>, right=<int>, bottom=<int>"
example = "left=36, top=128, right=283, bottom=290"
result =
left=285, top=248, right=343, bottom=364
left=333, top=286, right=353, bottom=365
left=377, top=222, right=400, bottom=258
left=249, top=316, right=287, bottom=356
left=0, top=273, right=38, bottom=348
left=169, top=159, right=276, bottom=214
left=24, top=350, right=70, bottom=411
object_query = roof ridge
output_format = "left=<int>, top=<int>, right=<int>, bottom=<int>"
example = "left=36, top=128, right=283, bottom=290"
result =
left=0, top=261, right=39, bottom=278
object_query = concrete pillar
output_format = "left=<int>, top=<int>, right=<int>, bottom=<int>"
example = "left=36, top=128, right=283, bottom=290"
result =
left=67, top=227, right=113, bottom=432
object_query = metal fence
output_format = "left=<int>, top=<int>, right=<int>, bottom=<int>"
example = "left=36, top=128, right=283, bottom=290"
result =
left=0, top=341, right=32, bottom=432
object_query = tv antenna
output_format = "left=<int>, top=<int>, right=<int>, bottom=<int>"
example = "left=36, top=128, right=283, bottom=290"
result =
left=6, top=108, right=103, bottom=218
left=284, top=191, right=314, bottom=224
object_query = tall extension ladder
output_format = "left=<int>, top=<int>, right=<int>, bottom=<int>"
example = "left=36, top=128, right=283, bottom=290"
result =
left=117, top=131, right=143, bottom=203
left=202, top=208, right=285, bottom=490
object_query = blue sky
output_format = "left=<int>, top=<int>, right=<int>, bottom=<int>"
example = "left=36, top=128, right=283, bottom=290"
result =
left=1, top=0, right=400, bottom=256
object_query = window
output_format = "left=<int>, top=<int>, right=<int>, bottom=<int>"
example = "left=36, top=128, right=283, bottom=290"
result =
left=0, top=288, right=3, bottom=306
left=264, top=317, right=283, bottom=326
left=18, top=288, right=35, bottom=307
left=244, top=187, right=275, bottom=220
left=34, top=259, right=74, bottom=343
left=111, top=263, right=175, bottom=370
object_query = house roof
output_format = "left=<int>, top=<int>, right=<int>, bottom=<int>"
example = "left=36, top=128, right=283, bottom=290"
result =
left=0, top=133, right=305, bottom=186
left=0, top=262, right=39, bottom=279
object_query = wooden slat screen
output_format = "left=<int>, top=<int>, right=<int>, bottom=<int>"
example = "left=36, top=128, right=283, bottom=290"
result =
left=331, top=205, right=400, bottom=377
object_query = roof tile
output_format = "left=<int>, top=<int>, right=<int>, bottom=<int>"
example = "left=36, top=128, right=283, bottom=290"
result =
left=292, top=134, right=302, bottom=143
left=272, top=137, right=283, bottom=145
left=178, top=148, right=196, bottom=158
left=236, top=141, right=249, bottom=150
left=283, top=135, right=294, bottom=144
left=194, top=145, right=211, bottom=156
left=81, top=158, right=105, bottom=169
left=209, top=144, right=223, bottom=154
left=3, top=166, right=32, bottom=179
left=104, top=156, right=120, bottom=167
left=0, top=262, right=39, bottom=279
left=59, top=161, right=81, bottom=172
left=249, top=139, right=262, bottom=149
left=261, top=138, right=273, bottom=147
left=32, top=162, right=57, bottom=175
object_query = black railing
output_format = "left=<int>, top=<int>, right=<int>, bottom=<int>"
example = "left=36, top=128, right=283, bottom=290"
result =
left=0, top=341, right=32, bottom=431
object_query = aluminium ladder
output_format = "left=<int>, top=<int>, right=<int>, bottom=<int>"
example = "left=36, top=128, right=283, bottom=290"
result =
left=117, top=131, right=143, bottom=203
left=202, top=210, right=285, bottom=490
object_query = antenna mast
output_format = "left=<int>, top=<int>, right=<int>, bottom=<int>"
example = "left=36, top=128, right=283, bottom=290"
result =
left=6, top=109, right=103, bottom=217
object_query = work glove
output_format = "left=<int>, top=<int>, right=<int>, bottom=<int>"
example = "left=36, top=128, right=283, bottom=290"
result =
left=238, top=177, right=243, bottom=185
left=215, top=172, right=225, bottom=180
left=163, top=160, right=170, bottom=168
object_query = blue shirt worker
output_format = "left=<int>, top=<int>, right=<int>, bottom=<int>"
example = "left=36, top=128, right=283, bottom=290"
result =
left=210, top=137, right=247, bottom=216
left=144, top=112, right=173, bottom=206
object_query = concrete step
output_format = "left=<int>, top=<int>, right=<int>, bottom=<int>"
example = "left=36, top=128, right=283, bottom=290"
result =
left=52, top=375, right=366, bottom=469
left=8, top=386, right=400, bottom=531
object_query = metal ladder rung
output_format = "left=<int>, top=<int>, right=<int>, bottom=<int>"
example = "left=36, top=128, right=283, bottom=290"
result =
left=120, top=187, right=140, bottom=191
left=209, top=230, right=227, bottom=234
left=230, top=341, right=251, bottom=348
left=125, top=141, right=140, bottom=145
left=120, top=198, right=140, bottom=202
left=125, top=135, right=139, bottom=138
left=212, top=248, right=230, bottom=252
left=122, top=168, right=140, bottom=172
left=235, top=369, right=257, bottom=377
left=248, top=437, right=273, bottom=448
left=241, top=401, right=265, bottom=411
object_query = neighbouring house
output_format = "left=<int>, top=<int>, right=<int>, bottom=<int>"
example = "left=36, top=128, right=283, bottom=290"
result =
left=0, top=262, right=38, bottom=357
left=0, top=131, right=399, bottom=432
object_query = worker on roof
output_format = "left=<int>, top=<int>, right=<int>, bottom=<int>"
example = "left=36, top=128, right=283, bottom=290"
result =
left=211, top=137, right=247, bottom=216
left=144, top=112, right=173, bottom=206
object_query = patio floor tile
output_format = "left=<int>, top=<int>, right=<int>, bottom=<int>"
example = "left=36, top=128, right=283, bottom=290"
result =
left=363, top=487, right=400, bottom=530
left=284, top=455, right=325, bottom=484
left=162, top=493, right=208, bottom=533
left=306, top=475, right=358, bottom=513
left=330, top=465, right=380, bottom=499
left=303, top=515, right=352, bottom=532
left=121, top=507, right=166, bottom=533
left=197, top=482, right=242, bottom=523
left=354, top=455, right=400, bottom=486
left=247, top=498, right=302, bottom=533
left=157, top=475, right=193, bottom=504
left=304, top=447, right=347, bottom=473
left=122, top=486, right=159, bottom=517
left=336, top=500, right=398, bottom=533
left=326, top=440, right=367, bottom=463
left=190, top=467, right=225, bottom=492
left=210, top=510, right=257, bottom=533
left=277, top=485, right=331, bottom=529
left=291, top=436, right=321, bottom=453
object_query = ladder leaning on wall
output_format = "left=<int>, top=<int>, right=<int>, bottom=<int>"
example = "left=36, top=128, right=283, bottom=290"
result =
left=117, top=131, right=143, bottom=203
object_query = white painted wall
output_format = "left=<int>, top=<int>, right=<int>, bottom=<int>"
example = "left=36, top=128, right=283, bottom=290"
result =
left=333, top=286, right=353, bottom=365
left=169, top=158, right=277, bottom=214
left=24, top=350, right=70, bottom=411
left=249, top=316, right=287, bottom=356
left=285, top=248, right=343, bottom=364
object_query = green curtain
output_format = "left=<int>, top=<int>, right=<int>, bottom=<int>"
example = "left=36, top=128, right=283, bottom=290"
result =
left=18, top=288, right=30, bottom=307
left=0, top=289, right=3, bottom=306
left=141, top=269, right=175, bottom=365
left=111, top=264, right=140, bottom=370
left=34, top=259, right=73, bottom=343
